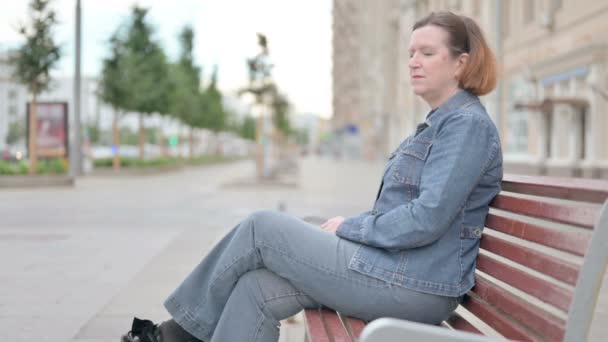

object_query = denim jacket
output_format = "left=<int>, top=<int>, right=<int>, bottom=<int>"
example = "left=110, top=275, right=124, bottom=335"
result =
left=336, top=90, right=503, bottom=297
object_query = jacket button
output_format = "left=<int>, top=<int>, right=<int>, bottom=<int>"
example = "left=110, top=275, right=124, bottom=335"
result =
left=371, top=209, right=378, bottom=215
left=473, top=228, right=483, bottom=237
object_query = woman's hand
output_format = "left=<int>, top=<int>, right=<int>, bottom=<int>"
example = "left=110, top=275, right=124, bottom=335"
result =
left=320, top=216, right=345, bottom=234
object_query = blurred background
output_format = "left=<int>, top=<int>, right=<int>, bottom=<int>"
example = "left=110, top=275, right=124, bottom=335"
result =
left=1, top=1, right=607, bottom=342
left=1, top=0, right=608, bottom=178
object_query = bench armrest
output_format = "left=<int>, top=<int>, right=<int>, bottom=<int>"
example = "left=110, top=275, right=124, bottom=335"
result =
left=359, top=318, right=507, bottom=342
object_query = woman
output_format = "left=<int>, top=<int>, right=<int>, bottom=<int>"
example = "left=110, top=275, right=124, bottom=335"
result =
left=122, top=11, right=502, bottom=342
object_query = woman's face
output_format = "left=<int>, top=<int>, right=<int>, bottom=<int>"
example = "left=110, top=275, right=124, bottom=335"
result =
left=408, top=25, right=466, bottom=107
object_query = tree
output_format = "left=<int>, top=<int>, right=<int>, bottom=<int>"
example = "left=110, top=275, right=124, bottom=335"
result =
left=99, top=33, right=128, bottom=169
left=10, top=0, right=61, bottom=174
left=169, top=25, right=203, bottom=159
left=240, top=116, right=256, bottom=141
left=121, top=6, right=170, bottom=159
left=203, top=67, right=226, bottom=132
left=202, top=67, right=228, bottom=155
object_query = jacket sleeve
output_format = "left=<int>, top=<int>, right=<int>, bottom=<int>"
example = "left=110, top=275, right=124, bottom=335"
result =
left=336, top=114, right=499, bottom=251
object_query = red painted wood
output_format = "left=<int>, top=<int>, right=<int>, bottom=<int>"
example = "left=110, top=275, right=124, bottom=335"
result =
left=344, top=317, right=365, bottom=339
left=476, top=254, right=573, bottom=312
left=480, top=234, right=580, bottom=285
left=502, top=174, right=608, bottom=204
left=473, top=275, right=566, bottom=342
left=321, top=309, right=353, bottom=342
left=304, top=309, right=331, bottom=342
left=485, top=213, right=591, bottom=256
left=446, top=314, right=483, bottom=335
left=465, top=294, right=542, bottom=342
left=491, top=194, right=598, bottom=229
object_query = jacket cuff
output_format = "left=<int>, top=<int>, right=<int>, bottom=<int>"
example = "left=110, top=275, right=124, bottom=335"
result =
left=336, top=214, right=367, bottom=242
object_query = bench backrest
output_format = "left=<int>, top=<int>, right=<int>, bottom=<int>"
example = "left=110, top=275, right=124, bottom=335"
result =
left=448, top=174, right=608, bottom=342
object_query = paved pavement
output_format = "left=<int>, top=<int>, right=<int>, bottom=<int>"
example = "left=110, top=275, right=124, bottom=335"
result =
left=1, top=156, right=606, bottom=341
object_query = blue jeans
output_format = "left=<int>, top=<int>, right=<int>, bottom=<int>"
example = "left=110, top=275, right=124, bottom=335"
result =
left=164, top=210, right=459, bottom=342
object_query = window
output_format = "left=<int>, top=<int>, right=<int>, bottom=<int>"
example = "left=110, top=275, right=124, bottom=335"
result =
left=507, top=77, right=532, bottom=154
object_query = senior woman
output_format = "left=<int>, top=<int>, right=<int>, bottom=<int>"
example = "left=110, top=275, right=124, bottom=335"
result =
left=122, top=11, right=502, bottom=342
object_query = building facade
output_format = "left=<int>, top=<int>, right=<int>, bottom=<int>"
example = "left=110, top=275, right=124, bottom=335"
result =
left=332, top=0, right=608, bottom=178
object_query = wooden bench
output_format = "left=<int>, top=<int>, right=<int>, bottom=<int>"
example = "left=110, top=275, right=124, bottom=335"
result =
left=303, top=174, right=608, bottom=342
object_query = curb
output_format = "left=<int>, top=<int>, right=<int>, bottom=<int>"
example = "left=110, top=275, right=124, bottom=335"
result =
left=0, top=175, right=75, bottom=188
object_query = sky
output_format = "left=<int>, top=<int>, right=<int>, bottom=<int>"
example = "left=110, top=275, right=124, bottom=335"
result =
left=0, top=0, right=333, bottom=118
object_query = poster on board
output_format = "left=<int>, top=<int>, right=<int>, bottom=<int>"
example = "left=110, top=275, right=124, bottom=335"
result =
left=26, top=102, right=69, bottom=159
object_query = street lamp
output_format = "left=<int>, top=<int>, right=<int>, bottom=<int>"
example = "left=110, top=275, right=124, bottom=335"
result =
left=70, top=0, right=83, bottom=177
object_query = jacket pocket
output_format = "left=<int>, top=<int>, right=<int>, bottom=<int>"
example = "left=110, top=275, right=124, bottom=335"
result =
left=392, top=139, right=432, bottom=200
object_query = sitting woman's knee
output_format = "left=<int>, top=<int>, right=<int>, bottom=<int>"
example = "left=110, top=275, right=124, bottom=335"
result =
left=246, top=210, right=282, bottom=228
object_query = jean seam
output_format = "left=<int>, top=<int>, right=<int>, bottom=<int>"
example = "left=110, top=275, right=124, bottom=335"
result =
left=166, top=297, right=212, bottom=340
left=209, top=248, right=257, bottom=287
left=249, top=312, right=266, bottom=342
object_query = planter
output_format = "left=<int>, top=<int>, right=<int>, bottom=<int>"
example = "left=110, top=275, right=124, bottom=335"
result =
left=89, top=164, right=185, bottom=177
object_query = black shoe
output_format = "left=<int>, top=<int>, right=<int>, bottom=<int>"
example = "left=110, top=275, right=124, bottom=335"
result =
left=121, top=317, right=162, bottom=342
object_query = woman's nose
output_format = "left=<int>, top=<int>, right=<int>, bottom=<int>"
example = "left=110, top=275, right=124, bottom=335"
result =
left=408, top=54, right=420, bottom=69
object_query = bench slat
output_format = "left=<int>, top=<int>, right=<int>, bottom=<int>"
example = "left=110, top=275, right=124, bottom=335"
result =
left=446, top=314, right=483, bottom=334
left=465, top=294, right=543, bottom=342
left=480, top=234, right=580, bottom=285
left=321, top=309, right=353, bottom=342
left=473, top=274, right=566, bottom=342
left=476, top=254, right=573, bottom=312
left=337, top=313, right=366, bottom=340
left=491, top=194, right=598, bottom=229
left=485, top=213, right=590, bottom=256
left=304, top=309, right=332, bottom=342
left=502, top=174, right=608, bottom=203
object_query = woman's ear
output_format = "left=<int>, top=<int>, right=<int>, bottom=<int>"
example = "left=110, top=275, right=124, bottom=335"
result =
left=455, top=53, right=469, bottom=78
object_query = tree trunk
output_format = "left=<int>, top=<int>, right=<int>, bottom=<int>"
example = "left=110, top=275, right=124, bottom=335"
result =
left=189, top=127, right=194, bottom=160
left=112, top=108, right=121, bottom=170
left=255, top=111, right=264, bottom=179
left=138, top=113, right=145, bottom=160
left=28, top=95, right=38, bottom=175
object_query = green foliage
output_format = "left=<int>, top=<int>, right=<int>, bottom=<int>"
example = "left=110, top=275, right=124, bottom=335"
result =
left=201, top=67, right=227, bottom=132
left=101, top=6, right=170, bottom=116
left=85, top=124, right=101, bottom=144
left=169, top=26, right=202, bottom=129
left=10, top=0, right=61, bottom=95
left=99, top=33, right=129, bottom=111
left=36, top=158, right=67, bottom=174
left=240, top=34, right=292, bottom=137
left=0, top=161, right=22, bottom=175
left=0, top=159, right=65, bottom=175
left=240, top=116, right=257, bottom=140
left=93, top=155, right=240, bottom=169
left=93, top=157, right=181, bottom=168
left=6, top=120, right=26, bottom=145
left=121, top=7, right=171, bottom=115
left=271, top=91, right=292, bottom=136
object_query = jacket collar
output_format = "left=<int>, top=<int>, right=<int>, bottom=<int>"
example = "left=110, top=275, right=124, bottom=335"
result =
left=424, top=90, right=480, bottom=127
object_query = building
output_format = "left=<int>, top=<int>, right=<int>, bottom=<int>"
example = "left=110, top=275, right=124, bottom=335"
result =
left=332, top=0, right=402, bottom=160
left=332, top=0, right=608, bottom=178
left=0, top=51, right=28, bottom=151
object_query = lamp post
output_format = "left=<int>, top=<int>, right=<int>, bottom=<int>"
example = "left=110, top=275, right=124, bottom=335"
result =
left=70, top=0, right=83, bottom=176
